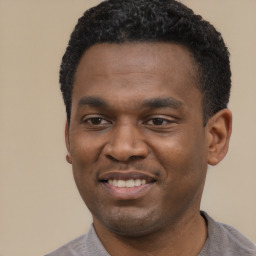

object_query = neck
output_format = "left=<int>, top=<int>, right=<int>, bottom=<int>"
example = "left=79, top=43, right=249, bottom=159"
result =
left=93, top=211, right=208, bottom=256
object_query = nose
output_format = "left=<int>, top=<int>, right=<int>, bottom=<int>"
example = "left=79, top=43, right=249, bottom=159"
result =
left=103, top=123, right=149, bottom=162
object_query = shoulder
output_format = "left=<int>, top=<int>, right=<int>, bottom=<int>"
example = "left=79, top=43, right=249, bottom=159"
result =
left=217, top=222, right=256, bottom=255
left=45, top=233, right=87, bottom=256
left=45, top=225, right=110, bottom=256
left=200, top=211, right=256, bottom=256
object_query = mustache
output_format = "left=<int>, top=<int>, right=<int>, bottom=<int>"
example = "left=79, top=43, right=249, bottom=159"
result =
left=97, top=161, right=155, bottom=172
left=96, top=162, right=161, bottom=178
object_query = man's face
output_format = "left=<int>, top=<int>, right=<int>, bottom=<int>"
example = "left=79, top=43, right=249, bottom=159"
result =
left=66, top=42, right=209, bottom=236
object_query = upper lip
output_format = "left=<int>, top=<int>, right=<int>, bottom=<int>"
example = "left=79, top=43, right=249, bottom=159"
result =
left=99, top=171, right=158, bottom=183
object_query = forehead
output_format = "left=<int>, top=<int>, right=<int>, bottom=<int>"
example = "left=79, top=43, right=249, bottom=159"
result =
left=73, top=42, right=201, bottom=110
left=75, top=42, right=198, bottom=81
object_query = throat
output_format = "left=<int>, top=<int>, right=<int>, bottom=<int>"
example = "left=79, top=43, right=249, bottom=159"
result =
left=93, top=212, right=208, bottom=256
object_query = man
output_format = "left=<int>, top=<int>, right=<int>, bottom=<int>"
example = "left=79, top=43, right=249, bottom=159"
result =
left=46, top=0, right=256, bottom=255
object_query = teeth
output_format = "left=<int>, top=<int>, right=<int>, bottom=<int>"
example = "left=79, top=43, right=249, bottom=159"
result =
left=108, top=179, right=147, bottom=188
left=117, top=180, right=126, bottom=188
left=126, top=179, right=135, bottom=188
left=134, top=179, right=141, bottom=186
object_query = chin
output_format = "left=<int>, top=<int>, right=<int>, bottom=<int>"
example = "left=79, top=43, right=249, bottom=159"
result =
left=106, top=221, right=159, bottom=238
left=95, top=208, right=164, bottom=238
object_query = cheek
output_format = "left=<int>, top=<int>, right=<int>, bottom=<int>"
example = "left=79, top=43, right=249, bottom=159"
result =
left=70, top=133, right=103, bottom=167
left=152, top=135, right=207, bottom=208
left=70, top=142, right=101, bottom=208
left=69, top=135, right=101, bottom=193
left=151, top=131, right=207, bottom=178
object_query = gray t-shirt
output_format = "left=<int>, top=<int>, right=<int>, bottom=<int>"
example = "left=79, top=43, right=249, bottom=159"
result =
left=45, top=212, right=256, bottom=256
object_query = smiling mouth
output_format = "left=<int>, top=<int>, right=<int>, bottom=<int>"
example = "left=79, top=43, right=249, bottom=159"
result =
left=100, top=171, right=157, bottom=191
left=99, top=172, right=157, bottom=200
left=103, top=178, right=148, bottom=188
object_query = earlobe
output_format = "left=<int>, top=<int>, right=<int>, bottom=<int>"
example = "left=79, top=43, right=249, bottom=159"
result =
left=206, top=109, right=232, bottom=166
left=66, top=153, right=72, bottom=164
left=65, top=121, right=72, bottom=164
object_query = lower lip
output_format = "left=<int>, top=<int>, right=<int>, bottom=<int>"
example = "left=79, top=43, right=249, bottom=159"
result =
left=101, top=182, right=154, bottom=200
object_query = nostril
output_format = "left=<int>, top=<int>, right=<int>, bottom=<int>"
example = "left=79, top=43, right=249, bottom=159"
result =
left=105, top=154, right=146, bottom=163
left=106, top=155, right=119, bottom=162
left=129, top=155, right=146, bottom=161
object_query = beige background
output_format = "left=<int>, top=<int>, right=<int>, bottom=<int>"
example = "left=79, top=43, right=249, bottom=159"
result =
left=0, top=0, right=255, bottom=255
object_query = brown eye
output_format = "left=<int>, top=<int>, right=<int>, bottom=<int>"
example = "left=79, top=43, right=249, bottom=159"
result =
left=152, top=118, right=165, bottom=125
left=83, top=116, right=111, bottom=126
left=89, top=117, right=103, bottom=125
left=144, top=117, right=174, bottom=126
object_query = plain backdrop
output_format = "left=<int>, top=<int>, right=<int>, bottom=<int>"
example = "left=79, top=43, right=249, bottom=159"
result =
left=0, top=1, right=255, bottom=255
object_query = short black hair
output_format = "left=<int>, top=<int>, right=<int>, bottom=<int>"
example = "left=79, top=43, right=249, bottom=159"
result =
left=60, top=0, right=231, bottom=125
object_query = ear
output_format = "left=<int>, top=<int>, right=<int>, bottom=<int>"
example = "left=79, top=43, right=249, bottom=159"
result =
left=65, top=121, right=72, bottom=164
left=206, top=109, right=232, bottom=166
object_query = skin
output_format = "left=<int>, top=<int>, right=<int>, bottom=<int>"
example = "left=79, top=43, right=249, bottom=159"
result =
left=65, top=42, right=232, bottom=256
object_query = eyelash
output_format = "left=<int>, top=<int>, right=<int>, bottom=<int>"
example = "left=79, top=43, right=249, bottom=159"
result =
left=82, top=117, right=111, bottom=126
left=144, top=117, right=174, bottom=126
left=82, top=116, right=175, bottom=127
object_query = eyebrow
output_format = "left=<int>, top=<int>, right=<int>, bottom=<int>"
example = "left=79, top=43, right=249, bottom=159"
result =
left=78, top=96, right=109, bottom=107
left=142, top=97, right=182, bottom=109
left=78, top=96, right=182, bottom=110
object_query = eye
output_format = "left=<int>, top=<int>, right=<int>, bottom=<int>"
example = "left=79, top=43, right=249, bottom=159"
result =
left=83, top=116, right=111, bottom=126
left=146, top=118, right=172, bottom=126
left=88, top=117, right=104, bottom=125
